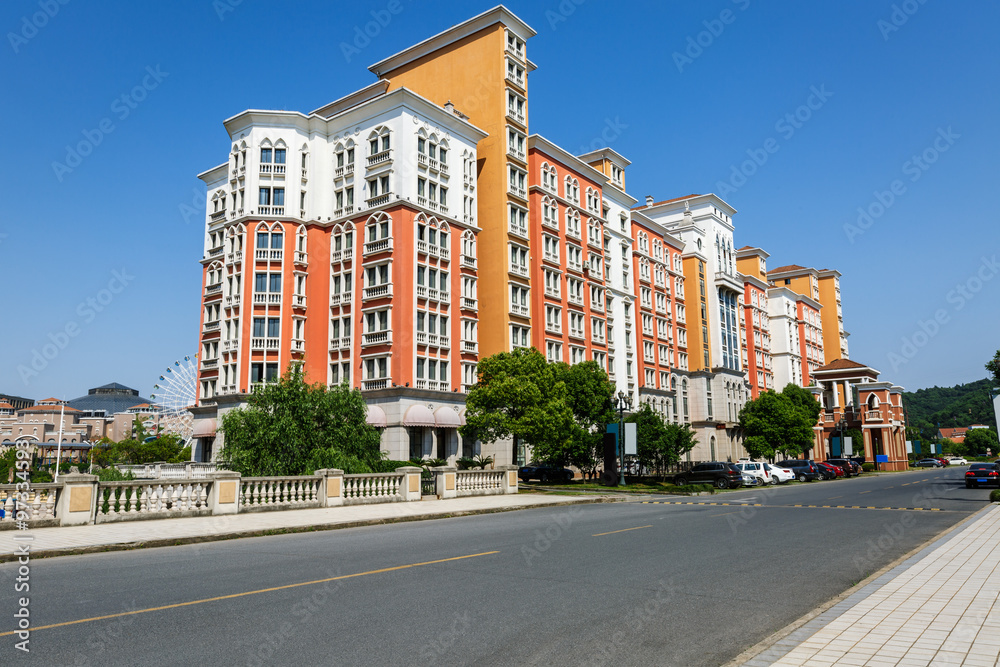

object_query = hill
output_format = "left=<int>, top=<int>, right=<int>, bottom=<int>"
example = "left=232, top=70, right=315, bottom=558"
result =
left=904, top=378, right=997, bottom=436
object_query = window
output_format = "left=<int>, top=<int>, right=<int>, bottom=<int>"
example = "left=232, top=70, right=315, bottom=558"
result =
left=258, top=187, right=284, bottom=208
left=544, top=269, right=561, bottom=298
left=507, top=91, right=525, bottom=122
left=564, top=176, right=579, bottom=203
left=510, top=284, right=529, bottom=315
left=509, top=243, right=529, bottom=275
left=546, top=341, right=562, bottom=362
left=543, top=234, right=560, bottom=264
left=511, top=325, right=529, bottom=348
left=545, top=305, right=561, bottom=333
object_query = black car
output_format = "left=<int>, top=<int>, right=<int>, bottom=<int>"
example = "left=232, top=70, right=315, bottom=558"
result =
left=518, top=464, right=574, bottom=483
left=776, top=459, right=821, bottom=482
left=673, top=462, right=744, bottom=489
left=914, top=458, right=943, bottom=468
left=826, top=458, right=858, bottom=477
left=965, top=463, right=1000, bottom=488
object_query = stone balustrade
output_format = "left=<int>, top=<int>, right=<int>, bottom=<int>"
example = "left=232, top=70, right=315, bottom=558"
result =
left=0, top=465, right=516, bottom=528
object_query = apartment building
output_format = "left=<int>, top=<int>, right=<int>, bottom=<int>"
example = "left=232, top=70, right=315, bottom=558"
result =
left=193, top=83, right=488, bottom=464
left=767, top=264, right=849, bottom=364
left=633, top=195, right=749, bottom=462
left=736, top=247, right=773, bottom=398
left=768, top=287, right=823, bottom=389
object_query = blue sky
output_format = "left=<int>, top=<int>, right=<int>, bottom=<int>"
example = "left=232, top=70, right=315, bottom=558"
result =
left=1, top=0, right=997, bottom=403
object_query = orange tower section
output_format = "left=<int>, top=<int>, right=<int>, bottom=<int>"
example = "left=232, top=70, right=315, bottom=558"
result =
left=369, top=7, right=536, bottom=358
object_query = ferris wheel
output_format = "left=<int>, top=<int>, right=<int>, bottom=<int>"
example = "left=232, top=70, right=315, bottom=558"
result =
left=150, top=356, right=198, bottom=441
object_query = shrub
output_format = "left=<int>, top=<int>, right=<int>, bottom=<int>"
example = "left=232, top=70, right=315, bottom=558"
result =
left=990, top=489, right=1000, bottom=503
left=377, top=460, right=415, bottom=473
left=96, top=467, right=136, bottom=482
left=862, top=462, right=875, bottom=472
left=455, top=457, right=477, bottom=470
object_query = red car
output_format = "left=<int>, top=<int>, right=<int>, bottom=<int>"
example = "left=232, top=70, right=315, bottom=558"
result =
left=936, top=457, right=950, bottom=466
left=816, top=461, right=845, bottom=479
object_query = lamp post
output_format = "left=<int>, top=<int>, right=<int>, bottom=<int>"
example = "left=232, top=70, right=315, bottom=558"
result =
left=616, top=391, right=633, bottom=487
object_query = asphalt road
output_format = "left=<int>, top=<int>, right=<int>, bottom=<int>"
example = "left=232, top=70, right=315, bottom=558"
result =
left=0, top=466, right=990, bottom=666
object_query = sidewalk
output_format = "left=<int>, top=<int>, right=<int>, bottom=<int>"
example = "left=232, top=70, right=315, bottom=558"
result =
left=0, top=493, right=610, bottom=560
left=738, top=503, right=1000, bottom=667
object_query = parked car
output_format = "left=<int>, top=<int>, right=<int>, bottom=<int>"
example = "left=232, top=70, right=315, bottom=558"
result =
left=826, top=458, right=858, bottom=477
left=518, top=464, right=574, bottom=483
left=936, top=457, right=950, bottom=466
left=776, top=459, right=821, bottom=482
left=913, top=458, right=943, bottom=468
left=948, top=457, right=969, bottom=466
left=673, top=462, right=745, bottom=489
left=735, top=461, right=772, bottom=486
left=965, top=463, right=1000, bottom=488
left=765, top=463, right=795, bottom=484
left=816, top=461, right=845, bottom=479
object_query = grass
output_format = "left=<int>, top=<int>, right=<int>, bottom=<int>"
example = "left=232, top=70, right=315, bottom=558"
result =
left=520, top=480, right=716, bottom=495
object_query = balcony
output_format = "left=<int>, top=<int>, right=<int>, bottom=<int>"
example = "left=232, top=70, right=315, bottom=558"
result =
left=509, top=263, right=528, bottom=278
left=251, top=337, right=280, bottom=351
left=568, top=293, right=584, bottom=306
left=208, top=246, right=225, bottom=257
left=203, top=320, right=220, bottom=332
left=865, top=410, right=883, bottom=422
left=505, top=70, right=525, bottom=89
left=259, top=163, right=286, bottom=176
left=463, top=173, right=475, bottom=190
left=544, top=287, right=560, bottom=299
left=329, top=336, right=351, bottom=350
left=334, top=163, right=355, bottom=179
left=462, top=297, right=478, bottom=311
left=510, top=303, right=529, bottom=318
left=226, top=250, right=243, bottom=265
left=363, top=238, right=392, bottom=256
left=329, top=292, right=353, bottom=307
left=546, top=323, right=562, bottom=335
left=362, top=378, right=390, bottom=391
left=461, top=254, right=476, bottom=269
left=543, top=251, right=559, bottom=265
left=367, top=150, right=392, bottom=168
left=714, top=270, right=744, bottom=294
left=541, top=216, right=559, bottom=232
left=362, top=330, right=392, bottom=346
left=293, top=294, right=307, bottom=308
left=330, top=248, right=353, bottom=264
left=462, top=341, right=478, bottom=354
left=508, top=183, right=527, bottom=200
left=506, top=107, right=526, bottom=125
left=507, top=145, right=526, bottom=162
left=201, top=358, right=218, bottom=370
left=258, top=206, right=285, bottom=216
left=365, top=193, right=392, bottom=209
left=294, top=251, right=308, bottom=265
left=204, top=283, right=223, bottom=296
left=253, top=293, right=282, bottom=306
left=509, top=220, right=528, bottom=239
left=255, top=249, right=283, bottom=262
left=363, top=283, right=392, bottom=301
left=291, top=339, right=305, bottom=352
left=224, top=339, right=239, bottom=351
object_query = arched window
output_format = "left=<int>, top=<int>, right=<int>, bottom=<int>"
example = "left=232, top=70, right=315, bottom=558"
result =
left=368, top=126, right=391, bottom=155
left=365, top=211, right=391, bottom=246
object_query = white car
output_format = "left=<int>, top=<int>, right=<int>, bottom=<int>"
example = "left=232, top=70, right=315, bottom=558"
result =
left=948, top=457, right=968, bottom=466
left=765, top=463, right=795, bottom=484
left=735, top=461, right=771, bottom=486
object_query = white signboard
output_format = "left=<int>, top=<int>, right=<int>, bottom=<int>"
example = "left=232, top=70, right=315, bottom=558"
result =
left=844, top=436, right=853, bottom=457
left=905, top=440, right=913, bottom=454
left=624, top=423, right=637, bottom=455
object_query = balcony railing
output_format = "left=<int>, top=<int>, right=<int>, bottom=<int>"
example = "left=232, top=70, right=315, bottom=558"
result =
left=462, top=341, right=478, bottom=354
left=510, top=303, right=529, bottom=317
left=329, top=336, right=351, bottom=350
left=253, top=293, right=282, bottom=306
left=865, top=410, right=883, bottom=422
left=293, top=295, right=307, bottom=308
left=250, top=337, right=281, bottom=351
left=365, top=193, right=392, bottom=208
left=204, top=283, right=223, bottom=295
left=461, top=255, right=476, bottom=269
left=506, top=108, right=525, bottom=125
left=508, top=183, right=527, bottom=199
left=334, top=163, right=355, bottom=179
left=258, top=206, right=284, bottom=216
left=362, top=378, right=390, bottom=391
left=203, top=321, right=220, bottom=332
left=330, top=248, right=353, bottom=264
left=367, top=150, right=392, bottom=167
left=255, top=249, right=283, bottom=262
left=363, top=284, right=392, bottom=301
left=226, top=250, right=243, bottom=264
left=294, top=251, right=307, bottom=264
left=362, top=330, right=392, bottom=346
left=329, top=292, right=353, bottom=307
left=462, top=297, right=477, bottom=311
left=510, top=263, right=528, bottom=277
left=363, top=238, right=392, bottom=255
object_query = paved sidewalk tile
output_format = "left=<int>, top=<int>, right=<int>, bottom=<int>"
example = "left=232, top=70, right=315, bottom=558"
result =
left=743, top=504, right=1000, bottom=667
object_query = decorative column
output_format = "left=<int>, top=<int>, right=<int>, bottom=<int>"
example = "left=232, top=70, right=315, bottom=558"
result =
left=57, top=468, right=98, bottom=526
left=431, top=466, right=457, bottom=499
left=396, top=466, right=423, bottom=502
left=316, top=469, right=345, bottom=507
left=209, top=471, right=241, bottom=515
left=501, top=465, right=519, bottom=494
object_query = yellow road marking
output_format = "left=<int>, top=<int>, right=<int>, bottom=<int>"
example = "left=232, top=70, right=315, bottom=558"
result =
left=0, top=550, right=500, bottom=638
left=593, top=525, right=653, bottom=537
left=860, top=490, right=872, bottom=494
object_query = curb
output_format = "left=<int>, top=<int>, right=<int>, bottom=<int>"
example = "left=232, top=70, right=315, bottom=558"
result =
left=0, top=496, right=624, bottom=563
left=723, top=502, right=995, bottom=667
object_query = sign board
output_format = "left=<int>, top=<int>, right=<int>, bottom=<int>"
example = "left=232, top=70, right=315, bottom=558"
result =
left=830, top=436, right=841, bottom=457
left=844, top=437, right=853, bottom=457
left=913, top=440, right=921, bottom=455
left=905, top=440, right=912, bottom=454
left=875, top=454, right=889, bottom=463
left=624, top=422, right=637, bottom=455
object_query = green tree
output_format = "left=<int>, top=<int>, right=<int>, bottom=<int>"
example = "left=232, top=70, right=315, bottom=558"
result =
left=554, top=360, right=615, bottom=476
left=219, top=364, right=383, bottom=476
left=964, top=428, right=999, bottom=457
left=987, top=350, right=1000, bottom=385
left=461, top=348, right=578, bottom=467
left=628, top=406, right=699, bottom=477
left=739, top=386, right=819, bottom=460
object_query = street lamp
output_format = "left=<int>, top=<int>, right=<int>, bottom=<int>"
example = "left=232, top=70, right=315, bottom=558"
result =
left=616, top=391, right=633, bottom=487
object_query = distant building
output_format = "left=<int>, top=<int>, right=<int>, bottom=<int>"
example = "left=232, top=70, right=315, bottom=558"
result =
left=938, top=425, right=991, bottom=443
left=0, top=393, right=34, bottom=411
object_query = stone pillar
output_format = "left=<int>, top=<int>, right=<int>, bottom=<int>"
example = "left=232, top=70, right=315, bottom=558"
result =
left=57, top=468, right=98, bottom=526
left=396, top=466, right=423, bottom=502
left=316, top=469, right=345, bottom=507
left=209, top=471, right=241, bottom=515
left=501, top=465, right=519, bottom=494
left=432, top=466, right=457, bottom=499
